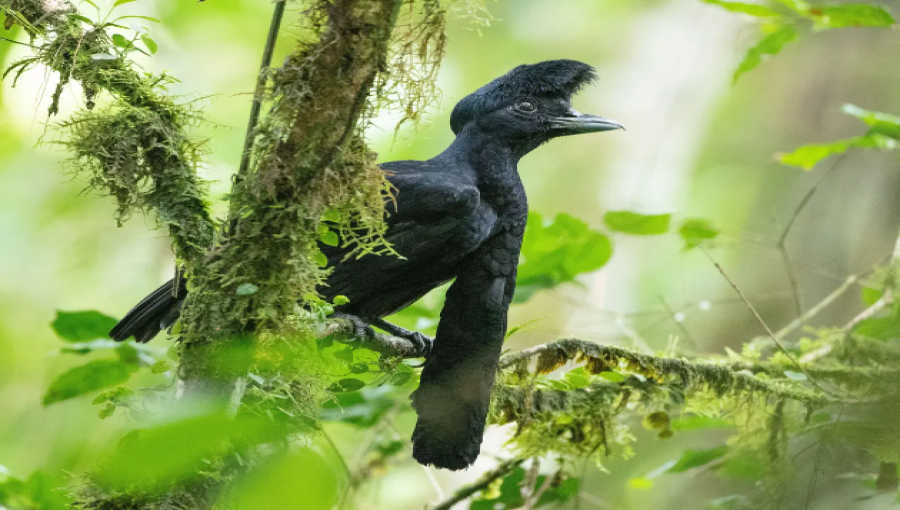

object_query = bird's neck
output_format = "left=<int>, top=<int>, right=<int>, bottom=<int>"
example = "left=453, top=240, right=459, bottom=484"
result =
left=433, top=124, right=524, bottom=192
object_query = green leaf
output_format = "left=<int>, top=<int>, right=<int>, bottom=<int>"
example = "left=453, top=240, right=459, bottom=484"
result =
left=778, top=136, right=860, bottom=170
left=113, top=0, right=138, bottom=7
left=42, top=359, right=137, bottom=405
left=99, top=413, right=282, bottom=492
left=604, top=210, right=671, bottom=235
left=733, top=25, right=798, bottom=83
left=328, top=378, right=365, bottom=393
left=140, top=35, right=157, bottom=54
left=772, top=0, right=810, bottom=14
left=809, top=4, right=895, bottom=30
left=471, top=467, right=526, bottom=510
left=333, top=295, right=350, bottom=306
left=111, top=33, right=129, bottom=48
left=314, top=251, right=328, bottom=267
left=861, top=286, right=883, bottom=306
left=668, top=445, right=730, bottom=473
left=700, top=0, right=778, bottom=17
left=671, top=415, right=733, bottom=430
left=320, top=386, right=395, bottom=427
left=68, top=13, right=95, bottom=25
left=113, top=15, right=161, bottom=23
left=236, top=283, right=259, bottom=296
left=679, top=218, right=719, bottom=250
left=599, top=371, right=625, bottom=383
left=515, top=212, right=613, bottom=303
left=783, top=370, right=808, bottom=381
left=320, top=230, right=339, bottom=247
left=51, top=310, right=118, bottom=342
left=854, top=314, right=900, bottom=341
left=843, top=104, right=900, bottom=140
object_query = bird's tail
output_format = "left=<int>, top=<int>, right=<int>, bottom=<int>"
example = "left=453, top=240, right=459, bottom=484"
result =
left=411, top=337, right=503, bottom=470
left=109, top=278, right=184, bottom=343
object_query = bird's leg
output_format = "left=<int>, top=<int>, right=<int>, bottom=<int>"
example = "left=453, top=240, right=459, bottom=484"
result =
left=330, top=311, right=377, bottom=339
left=369, top=318, right=433, bottom=356
left=329, top=312, right=432, bottom=356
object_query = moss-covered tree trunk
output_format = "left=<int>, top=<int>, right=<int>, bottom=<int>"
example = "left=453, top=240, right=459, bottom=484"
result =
left=176, top=0, right=402, bottom=401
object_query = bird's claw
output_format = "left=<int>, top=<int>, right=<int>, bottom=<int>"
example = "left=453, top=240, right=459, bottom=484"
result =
left=406, top=331, right=433, bottom=357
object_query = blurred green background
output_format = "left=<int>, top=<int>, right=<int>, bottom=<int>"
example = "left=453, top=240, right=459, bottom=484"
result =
left=1, top=0, right=899, bottom=508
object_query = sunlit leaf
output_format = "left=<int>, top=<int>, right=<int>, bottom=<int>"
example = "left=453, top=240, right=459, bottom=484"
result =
left=667, top=445, right=729, bottom=472
left=225, top=450, right=339, bottom=510
left=854, top=314, right=900, bottom=341
left=604, top=210, right=671, bottom=235
left=809, top=4, right=895, bottom=30
left=99, top=413, right=282, bottom=492
left=0, top=470, right=70, bottom=510
left=843, top=104, right=900, bottom=140
left=733, top=25, right=798, bottom=83
left=51, top=310, right=118, bottom=342
left=328, top=378, right=365, bottom=393
left=43, top=359, right=137, bottom=405
left=140, top=35, right=157, bottom=54
left=113, top=15, right=161, bottom=23
left=515, top=212, right=613, bottom=303
left=112, top=0, right=138, bottom=7
left=700, top=0, right=778, bottom=17
left=783, top=370, right=808, bottom=381
left=679, top=218, right=719, bottom=250
left=111, top=33, right=128, bottom=48
left=671, top=415, right=733, bottom=430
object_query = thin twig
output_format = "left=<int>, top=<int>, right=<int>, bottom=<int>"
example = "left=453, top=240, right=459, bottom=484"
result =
left=428, top=458, right=525, bottom=510
left=701, top=248, right=839, bottom=398
left=774, top=274, right=859, bottom=340
left=237, top=0, right=286, bottom=180
left=777, top=153, right=847, bottom=317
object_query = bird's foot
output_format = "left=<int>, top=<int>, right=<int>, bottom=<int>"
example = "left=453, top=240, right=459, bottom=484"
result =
left=331, top=312, right=377, bottom=340
left=371, top=318, right=433, bottom=357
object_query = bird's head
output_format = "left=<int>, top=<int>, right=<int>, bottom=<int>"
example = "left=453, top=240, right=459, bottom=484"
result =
left=450, top=59, right=623, bottom=155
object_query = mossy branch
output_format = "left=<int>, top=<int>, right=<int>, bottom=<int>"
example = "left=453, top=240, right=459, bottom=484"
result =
left=1, top=0, right=216, bottom=266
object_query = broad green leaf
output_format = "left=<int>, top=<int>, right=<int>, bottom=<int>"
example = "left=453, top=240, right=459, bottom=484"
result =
left=320, top=386, right=396, bottom=427
left=843, top=104, right=900, bottom=140
left=225, top=450, right=339, bottom=510
left=778, top=137, right=859, bottom=170
left=809, top=4, right=895, bottom=30
left=515, top=212, right=613, bottom=303
left=599, top=371, right=625, bottom=382
left=68, top=13, right=95, bottom=25
left=0, top=470, right=70, bottom=510
left=861, top=286, right=883, bottom=306
left=854, top=314, right=900, bottom=341
left=604, top=210, right=671, bottom=235
left=328, top=378, right=365, bottom=393
left=140, top=35, right=157, bottom=54
left=679, top=218, right=719, bottom=250
left=51, top=310, right=118, bottom=342
left=778, top=132, right=894, bottom=170
left=42, top=359, right=137, bottom=405
left=700, top=0, right=778, bottom=17
left=320, top=230, right=339, bottom=246
left=99, top=413, right=282, bottom=492
left=471, top=467, right=526, bottom=510
left=111, top=33, right=128, bottom=48
left=671, top=415, right=733, bottom=430
left=733, top=25, right=798, bottom=83
left=668, top=445, right=730, bottom=473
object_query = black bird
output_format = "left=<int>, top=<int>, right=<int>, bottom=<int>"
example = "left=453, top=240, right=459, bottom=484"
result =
left=109, top=59, right=623, bottom=470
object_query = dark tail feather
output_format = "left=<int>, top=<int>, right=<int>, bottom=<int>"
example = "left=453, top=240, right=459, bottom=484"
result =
left=411, top=344, right=500, bottom=470
left=109, top=278, right=185, bottom=343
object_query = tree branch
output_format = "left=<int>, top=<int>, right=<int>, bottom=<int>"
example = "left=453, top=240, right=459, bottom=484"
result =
left=428, top=458, right=525, bottom=510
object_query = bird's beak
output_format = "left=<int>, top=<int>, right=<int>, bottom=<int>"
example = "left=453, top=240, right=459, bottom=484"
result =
left=549, top=110, right=624, bottom=136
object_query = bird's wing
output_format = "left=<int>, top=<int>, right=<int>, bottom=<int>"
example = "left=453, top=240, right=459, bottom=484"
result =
left=319, top=162, right=494, bottom=316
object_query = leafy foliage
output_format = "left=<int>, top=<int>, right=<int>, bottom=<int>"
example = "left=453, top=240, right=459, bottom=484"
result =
left=516, top=212, right=613, bottom=303
left=604, top=210, right=672, bottom=235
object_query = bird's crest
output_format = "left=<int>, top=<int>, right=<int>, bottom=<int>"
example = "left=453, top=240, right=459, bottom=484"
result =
left=450, top=59, right=597, bottom=134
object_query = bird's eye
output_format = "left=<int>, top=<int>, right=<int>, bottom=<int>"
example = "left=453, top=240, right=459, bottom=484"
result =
left=515, top=100, right=537, bottom=113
